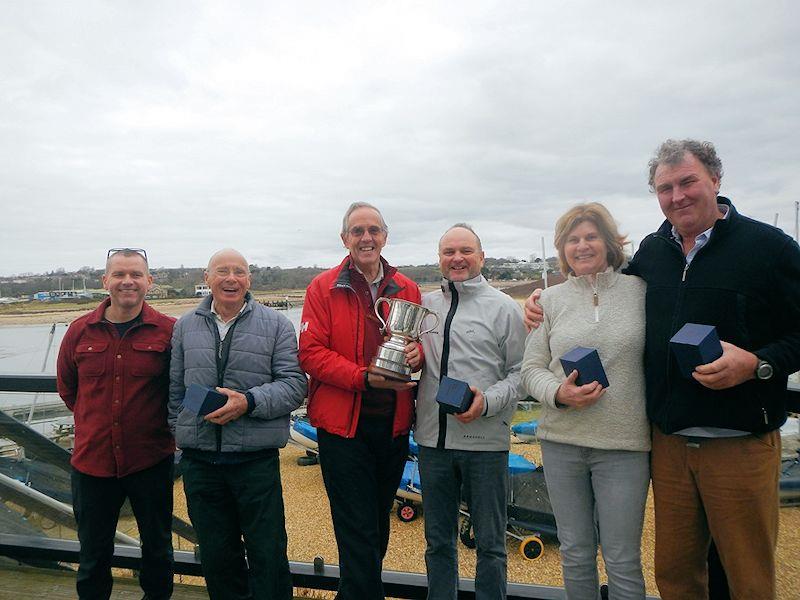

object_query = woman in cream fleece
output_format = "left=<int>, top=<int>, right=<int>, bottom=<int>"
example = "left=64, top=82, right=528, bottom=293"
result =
left=521, top=203, right=650, bottom=600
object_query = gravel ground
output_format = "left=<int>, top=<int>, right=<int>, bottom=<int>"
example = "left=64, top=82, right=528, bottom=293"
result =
left=167, top=440, right=800, bottom=599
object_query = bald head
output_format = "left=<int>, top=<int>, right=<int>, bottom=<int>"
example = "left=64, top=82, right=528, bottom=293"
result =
left=207, top=248, right=249, bottom=272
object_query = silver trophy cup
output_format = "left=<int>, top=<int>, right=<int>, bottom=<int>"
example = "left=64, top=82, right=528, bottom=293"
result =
left=368, top=297, right=440, bottom=381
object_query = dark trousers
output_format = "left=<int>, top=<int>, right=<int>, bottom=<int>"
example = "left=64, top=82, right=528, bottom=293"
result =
left=71, top=455, right=174, bottom=600
left=317, top=416, right=409, bottom=600
left=181, top=453, right=292, bottom=600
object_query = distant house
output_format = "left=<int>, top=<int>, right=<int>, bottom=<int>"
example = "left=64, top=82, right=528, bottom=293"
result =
left=194, top=284, right=211, bottom=297
left=146, top=284, right=169, bottom=300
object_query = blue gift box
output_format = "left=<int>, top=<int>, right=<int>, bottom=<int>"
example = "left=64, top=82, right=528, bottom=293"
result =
left=669, top=323, right=723, bottom=379
left=559, top=347, right=609, bottom=388
left=436, top=376, right=475, bottom=414
left=182, top=383, right=228, bottom=416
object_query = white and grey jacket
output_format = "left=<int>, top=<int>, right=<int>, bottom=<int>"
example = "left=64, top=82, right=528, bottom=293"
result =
left=415, top=275, right=527, bottom=451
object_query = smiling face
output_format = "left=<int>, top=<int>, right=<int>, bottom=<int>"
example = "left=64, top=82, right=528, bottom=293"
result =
left=205, top=249, right=251, bottom=314
left=563, top=220, right=609, bottom=277
left=103, top=253, right=152, bottom=312
left=438, top=227, right=485, bottom=282
left=341, top=206, right=387, bottom=274
left=654, top=151, right=722, bottom=240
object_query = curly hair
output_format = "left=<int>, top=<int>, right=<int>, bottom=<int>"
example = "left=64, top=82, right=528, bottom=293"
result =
left=647, top=139, right=723, bottom=191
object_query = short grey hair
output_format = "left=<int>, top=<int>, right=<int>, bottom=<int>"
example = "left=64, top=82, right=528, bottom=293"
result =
left=440, top=222, right=483, bottom=251
left=648, top=139, right=724, bottom=191
left=341, top=202, right=388, bottom=236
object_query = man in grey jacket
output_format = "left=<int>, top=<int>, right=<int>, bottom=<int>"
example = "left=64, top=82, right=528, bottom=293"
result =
left=415, top=224, right=527, bottom=600
left=169, top=248, right=307, bottom=600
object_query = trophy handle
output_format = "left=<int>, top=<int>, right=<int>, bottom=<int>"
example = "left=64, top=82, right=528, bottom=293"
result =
left=374, top=297, right=390, bottom=333
left=418, top=308, right=440, bottom=337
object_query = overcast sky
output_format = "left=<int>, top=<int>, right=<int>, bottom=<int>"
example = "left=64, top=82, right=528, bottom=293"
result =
left=1, top=1, right=798, bottom=276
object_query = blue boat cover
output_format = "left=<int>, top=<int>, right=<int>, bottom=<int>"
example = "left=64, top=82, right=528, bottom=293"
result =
left=292, top=418, right=318, bottom=443
left=509, top=452, right=537, bottom=474
left=511, top=420, right=539, bottom=437
left=399, top=459, right=422, bottom=492
left=408, top=431, right=419, bottom=456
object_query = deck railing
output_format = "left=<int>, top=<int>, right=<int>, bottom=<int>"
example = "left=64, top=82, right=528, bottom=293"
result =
left=0, top=372, right=630, bottom=600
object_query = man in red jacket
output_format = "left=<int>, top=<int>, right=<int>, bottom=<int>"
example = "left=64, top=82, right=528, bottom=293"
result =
left=57, top=248, right=175, bottom=600
left=299, top=202, right=421, bottom=599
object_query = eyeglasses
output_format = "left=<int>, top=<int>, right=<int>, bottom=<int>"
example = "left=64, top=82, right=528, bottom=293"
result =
left=107, top=248, right=148, bottom=262
left=347, top=225, right=386, bottom=237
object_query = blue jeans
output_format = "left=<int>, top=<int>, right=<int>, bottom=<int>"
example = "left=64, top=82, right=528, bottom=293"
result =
left=540, top=440, right=649, bottom=600
left=418, top=446, right=508, bottom=600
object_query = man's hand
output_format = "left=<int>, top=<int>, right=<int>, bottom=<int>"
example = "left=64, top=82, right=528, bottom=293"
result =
left=404, top=341, right=422, bottom=371
left=455, top=387, right=485, bottom=424
left=367, top=372, right=417, bottom=391
left=205, top=387, right=249, bottom=425
left=523, top=289, right=544, bottom=331
left=693, top=341, right=758, bottom=390
left=555, top=370, right=605, bottom=408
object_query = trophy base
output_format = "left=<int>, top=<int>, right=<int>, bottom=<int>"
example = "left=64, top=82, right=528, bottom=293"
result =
left=368, top=364, right=412, bottom=382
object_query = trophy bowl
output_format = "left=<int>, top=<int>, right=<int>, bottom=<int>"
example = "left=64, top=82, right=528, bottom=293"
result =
left=368, top=297, right=439, bottom=381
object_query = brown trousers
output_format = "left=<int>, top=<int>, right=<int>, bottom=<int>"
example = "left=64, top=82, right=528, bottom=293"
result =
left=651, top=426, right=780, bottom=600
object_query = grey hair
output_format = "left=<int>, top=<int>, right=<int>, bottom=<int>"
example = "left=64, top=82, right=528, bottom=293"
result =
left=440, top=222, right=483, bottom=251
left=648, top=139, right=724, bottom=191
left=341, top=202, right=388, bottom=236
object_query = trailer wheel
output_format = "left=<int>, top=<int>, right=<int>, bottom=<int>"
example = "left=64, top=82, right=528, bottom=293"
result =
left=296, top=455, right=318, bottom=466
left=397, top=501, right=418, bottom=522
left=459, top=517, right=476, bottom=549
left=519, top=536, right=544, bottom=561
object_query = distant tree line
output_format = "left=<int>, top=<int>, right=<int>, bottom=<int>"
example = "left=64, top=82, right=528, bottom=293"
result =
left=1, top=258, right=553, bottom=298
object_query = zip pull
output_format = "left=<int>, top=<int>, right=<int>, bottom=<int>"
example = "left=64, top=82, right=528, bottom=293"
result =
left=593, top=292, right=598, bottom=306
left=682, top=264, right=689, bottom=282
left=763, top=408, right=768, bottom=425
left=592, top=287, right=599, bottom=323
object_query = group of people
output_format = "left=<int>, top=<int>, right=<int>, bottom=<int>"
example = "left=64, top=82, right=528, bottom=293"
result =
left=55, top=137, right=800, bottom=600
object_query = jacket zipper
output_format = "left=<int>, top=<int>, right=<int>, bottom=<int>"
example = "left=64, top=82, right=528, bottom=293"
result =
left=209, top=319, right=223, bottom=453
left=437, top=282, right=460, bottom=450
left=589, top=279, right=599, bottom=323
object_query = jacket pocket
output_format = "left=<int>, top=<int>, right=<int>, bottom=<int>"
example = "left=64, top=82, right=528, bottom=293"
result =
left=75, top=342, right=109, bottom=376
left=131, top=341, right=168, bottom=377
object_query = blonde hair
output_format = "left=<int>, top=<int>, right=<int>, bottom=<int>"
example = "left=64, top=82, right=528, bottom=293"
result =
left=554, top=203, right=627, bottom=276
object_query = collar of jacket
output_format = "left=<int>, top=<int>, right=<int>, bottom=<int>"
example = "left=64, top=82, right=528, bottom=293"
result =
left=565, top=265, right=620, bottom=291
left=440, top=273, right=488, bottom=298
left=86, top=297, right=160, bottom=326
left=194, top=291, right=254, bottom=318
left=332, top=255, right=402, bottom=296
left=655, top=195, right=737, bottom=241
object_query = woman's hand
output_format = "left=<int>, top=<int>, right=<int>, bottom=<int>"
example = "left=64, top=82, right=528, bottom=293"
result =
left=555, top=370, right=605, bottom=409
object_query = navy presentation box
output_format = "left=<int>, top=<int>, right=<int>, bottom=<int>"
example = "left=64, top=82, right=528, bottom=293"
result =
left=182, top=383, right=228, bottom=416
left=669, top=323, right=723, bottom=379
left=436, top=376, right=475, bottom=414
left=559, top=347, right=609, bottom=388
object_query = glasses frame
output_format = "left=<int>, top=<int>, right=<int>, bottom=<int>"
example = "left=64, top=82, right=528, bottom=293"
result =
left=346, top=225, right=386, bottom=238
left=107, top=248, right=148, bottom=262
